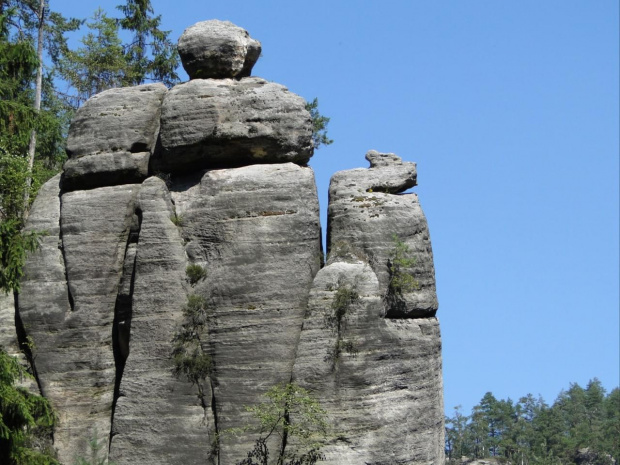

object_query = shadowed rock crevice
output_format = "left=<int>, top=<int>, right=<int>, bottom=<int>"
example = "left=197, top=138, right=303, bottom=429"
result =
left=209, top=377, right=220, bottom=465
left=110, top=207, right=142, bottom=442
left=13, top=294, right=44, bottom=395
left=58, top=194, right=75, bottom=314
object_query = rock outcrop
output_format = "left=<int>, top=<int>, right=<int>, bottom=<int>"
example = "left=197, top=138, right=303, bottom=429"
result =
left=292, top=152, right=444, bottom=463
left=328, top=150, right=438, bottom=318
left=178, top=20, right=261, bottom=79
left=10, top=19, right=444, bottom=465
left=154, top=77, right=313, bottom=173
left=63, top=84, right=167, bottom=191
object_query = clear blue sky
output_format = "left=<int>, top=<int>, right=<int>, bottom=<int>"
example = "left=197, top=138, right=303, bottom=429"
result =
left=53, top=0, right=620, bottom=415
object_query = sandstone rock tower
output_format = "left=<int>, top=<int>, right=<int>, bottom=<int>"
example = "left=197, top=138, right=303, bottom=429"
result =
left=11, top=20, right=444, bottom=465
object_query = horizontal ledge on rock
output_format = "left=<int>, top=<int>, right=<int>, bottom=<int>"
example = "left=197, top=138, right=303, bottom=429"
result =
left=61, top=152, right=150, bottom=192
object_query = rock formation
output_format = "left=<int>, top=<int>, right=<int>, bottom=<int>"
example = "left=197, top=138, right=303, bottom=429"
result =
left=9, top=20, right=444, bottom=465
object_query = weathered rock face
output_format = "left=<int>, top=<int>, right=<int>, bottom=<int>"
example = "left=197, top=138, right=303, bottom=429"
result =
left=109, top=177, right=214, bottom=464
left=290, top=151, right=443, bottom=463
left=292, top=260, right=444, bottom=464
left=178, top=20, right=261, bottom=79
left=13, top=19, right=444, bottom=465
left=328, top=150, right=438, bottom=318
left=154, top=77, right=313, bottom=173
left=63, top=84, right=167, bottom=191
left=171, top=163, right=321, bottom=463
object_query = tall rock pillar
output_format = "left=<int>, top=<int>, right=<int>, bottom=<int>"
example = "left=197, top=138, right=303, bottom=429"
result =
left=293, top=150, right=444, bottom=464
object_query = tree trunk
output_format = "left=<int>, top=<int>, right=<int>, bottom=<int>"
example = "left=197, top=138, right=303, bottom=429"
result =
left=23, top=0, right=45, bottom=220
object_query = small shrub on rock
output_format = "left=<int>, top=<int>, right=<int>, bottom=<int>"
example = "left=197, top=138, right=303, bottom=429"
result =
left=172, top=295, right=211, bottom=399
left=186, top=264, right=207, bottom=285
left=387, top=235, right=419, bottom=295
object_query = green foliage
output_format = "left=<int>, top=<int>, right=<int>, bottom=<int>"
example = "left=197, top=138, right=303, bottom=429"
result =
left=58, top=8, right=128, bottom=106
left=387, top=235, right=419, bottom=295
left=0, top=348, right=58, bottom=465
left=0, top=9, right=38, bottom=151
left=326, top=280, right=359, bottom=333
left=74, top=432, right=116, bottom=465
left=233, top=383, right=328, bottom=465
left=0, top=6, right=66, bottom=295
left=55, top=1, right=178, bottom=106
left=172, top=294, right=211, bottom=397
left=185, top=263, right=207, bottom=285
left=323, top=279, right=360, bottom=368
left=116, top=0, right=179, bottom=87
left=0, top=5, right=74, bottom=196
left=0, top=219, right=42, bottom=293
left=170, top=212, right=184, bottom=227
left=305, top=98, right=333, bottom=150
left=445, top=379, right=620, bottom=465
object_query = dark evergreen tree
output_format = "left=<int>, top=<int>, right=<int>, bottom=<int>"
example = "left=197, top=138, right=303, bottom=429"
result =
left=0, top=348, right=58, bottom=464
left=0, top=7, right=48, bottom=292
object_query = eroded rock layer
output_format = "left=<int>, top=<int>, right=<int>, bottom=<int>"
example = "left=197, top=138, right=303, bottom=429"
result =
left=155, top=78, right=313, bottom=173
left=63, top=84, right=167, bottom=191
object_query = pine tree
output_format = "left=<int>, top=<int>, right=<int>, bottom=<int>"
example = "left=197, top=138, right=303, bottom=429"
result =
left=116, top=0, right=179, bottom=87
left=0, top=348, right=58, bottom=464
left=0, top=4, right=73, bottom=292
left=58, top=8, right=128, bottom=107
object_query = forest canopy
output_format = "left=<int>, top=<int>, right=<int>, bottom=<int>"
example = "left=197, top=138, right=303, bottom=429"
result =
left=445, top=378, right=619, bottom=465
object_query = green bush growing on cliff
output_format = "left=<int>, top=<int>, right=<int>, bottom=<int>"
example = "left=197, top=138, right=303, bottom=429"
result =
left=74, top=432, right=116, bottom=465
left=305, top=98, right=333, bottom=150
left=324, top=279, right=360, bottom=368
left=0, top=220, right=43, bottom=293
left=231, top=382, right=328, bottom=465
left=387, top=235, right=419, bottom=295
left=172, top=294, right=211, bottom=400
left=0, top=348, right=58, bottom=465
left=186, top=264, right=207, bottom=285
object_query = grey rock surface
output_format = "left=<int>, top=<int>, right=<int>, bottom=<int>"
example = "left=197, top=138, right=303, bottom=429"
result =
left=328, top=151, right=438, bottom=317
left=171, top=163, right=321, bottom=463
left=110, top=177, right=214, bottom=464
left=63, top=84, right=167, bottom=190
left=19, top=181, right=140, bottom=463
left=0, top=292, right=19, bottom=356
left=292, top=260, right=445, bottom=464
left=178, top=20, right=261, bottom=79
left=155, top=78, right=313, bottom=172
left=63, top=151, right=150, bottom=192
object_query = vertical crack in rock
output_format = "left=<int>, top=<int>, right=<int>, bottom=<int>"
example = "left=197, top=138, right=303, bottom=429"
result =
left=56, top=184, right=140, bottom=463
left=110, top=208, right=141, bottom=446
left=109, top=177, right=212, bottom=464
left=12, top=293, right=44, bottom=395
left=210, top=377, right=220, bottom=465
left=171, top=163, right=321, bottom=464
left=58, top=194, right=75, bottom=313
